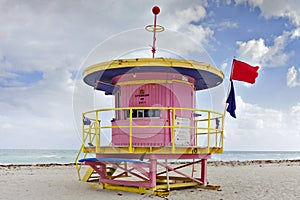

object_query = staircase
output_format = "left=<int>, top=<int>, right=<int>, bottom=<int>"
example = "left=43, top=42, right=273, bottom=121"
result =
left=75, top=120, right=99, bottom=181
left=82, top=167, right=100, bottom=182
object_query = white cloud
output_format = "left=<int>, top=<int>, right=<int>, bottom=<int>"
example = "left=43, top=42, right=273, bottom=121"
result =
left=240, top=0, right=300, bottom=26
left=162, top=4, right=214, bottom=48
left=225, top=96, right=300, bottom=150
left=236, top=31, right=293, bottom=67
left=291, top=103, right=300, bottom=131
left=236, top=38, right=268, bottom=65
left=0, top=1, right=213, bottom=73
left=221, top=62, right=228, bottom=71
left=287, top=66, right=300, bottom=87
left=218, top=20, right=238, bottom=30
left=0, top=1, right=216, bottom=150
left=166, top=5, right=207, bottom=28
left=291, top=28, right=300, bottom=39
left=0, top=68, right=80, bottom=149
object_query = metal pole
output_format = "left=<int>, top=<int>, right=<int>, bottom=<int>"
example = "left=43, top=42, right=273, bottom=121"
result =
left=152, top=13, right=157, bottom=58
left=129, top=108, right=133, bottom=152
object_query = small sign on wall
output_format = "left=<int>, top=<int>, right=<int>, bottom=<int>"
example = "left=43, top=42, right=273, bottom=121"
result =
left=135, top=89, right=149, bottom=104
left=174, top=117, right=191, bottom=146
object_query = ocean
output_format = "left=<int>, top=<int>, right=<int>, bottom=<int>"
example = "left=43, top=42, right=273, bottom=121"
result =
left=0, top=149, right=300, bottom=165
left=0, top=149, right=78, bottom=165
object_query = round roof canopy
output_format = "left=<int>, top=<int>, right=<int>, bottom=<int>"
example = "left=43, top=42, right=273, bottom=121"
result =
left=83, top=58, right=224, bottom=94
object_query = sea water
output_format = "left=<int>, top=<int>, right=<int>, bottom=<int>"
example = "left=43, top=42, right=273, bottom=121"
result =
left=0, top=149, right=78, bottom=165
left=0, top=149, right=299, bottom=164
left=211, top=151, right=300, bottom=162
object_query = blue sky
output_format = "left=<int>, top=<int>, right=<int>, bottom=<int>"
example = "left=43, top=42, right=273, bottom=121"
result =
left=1, top=0, right=300, bottom=150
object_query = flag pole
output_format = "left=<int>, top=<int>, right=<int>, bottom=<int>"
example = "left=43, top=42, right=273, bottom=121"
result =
left=223, top=58, right=235, bottom=117
left=229, top=58, right=235, bottom=81
left=223, top=81, right=231, bottom=117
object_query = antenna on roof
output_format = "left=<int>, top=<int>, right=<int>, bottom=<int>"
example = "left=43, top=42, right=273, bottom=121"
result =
left=145, top=6, right=164, bottom=58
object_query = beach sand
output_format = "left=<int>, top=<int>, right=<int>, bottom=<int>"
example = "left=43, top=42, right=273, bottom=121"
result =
left=0, top=160, right=300, bottom=200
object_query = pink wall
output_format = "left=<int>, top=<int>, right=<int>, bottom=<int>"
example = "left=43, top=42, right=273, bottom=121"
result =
left=111, top=72, right=196, bottom=147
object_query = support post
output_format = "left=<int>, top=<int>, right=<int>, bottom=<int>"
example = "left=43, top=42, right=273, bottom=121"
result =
left=201, top=158, right=208, bottom=186
left=207, top=111, right=211, bottom=152
left=129, top=108, right=133, bottom=153
left=171, top=108, right=176, bottom=153
left=95, top=111, right=100, bottom=153
left=149, top=157, right=157, bottom=187
left=221, top=114, right=225, bottom=150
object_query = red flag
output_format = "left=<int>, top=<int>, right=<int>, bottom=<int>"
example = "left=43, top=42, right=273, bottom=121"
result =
left=230, top=59, right=259, bottom=84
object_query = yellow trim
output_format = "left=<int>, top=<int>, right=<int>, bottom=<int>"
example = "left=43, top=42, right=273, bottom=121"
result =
left=155, top=182, right=199, bottom=189
left=83, top=106, right=223, bottom=114
left=116, top=79, right=194, bottom=88
left=83, top=58, right=224, bottom=80
left=103, top=183, right=147, bottom=194
left=83, top=146, right=223, bottom=155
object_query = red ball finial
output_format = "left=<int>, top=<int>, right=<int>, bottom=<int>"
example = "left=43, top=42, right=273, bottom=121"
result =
left=152, top=6, right=160, bottom=15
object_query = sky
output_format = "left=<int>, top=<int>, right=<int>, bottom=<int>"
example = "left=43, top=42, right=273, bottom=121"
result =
left=1, top=0, right=300, bottom=151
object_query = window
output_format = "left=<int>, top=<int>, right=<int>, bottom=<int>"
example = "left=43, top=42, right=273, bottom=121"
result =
left=126, top=109, right=160, bottom=119
left=137, top=110, right=144, bottom=118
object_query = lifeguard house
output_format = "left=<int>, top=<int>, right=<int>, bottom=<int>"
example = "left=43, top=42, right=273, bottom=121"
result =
left=75, top=6, right=224, bottom=196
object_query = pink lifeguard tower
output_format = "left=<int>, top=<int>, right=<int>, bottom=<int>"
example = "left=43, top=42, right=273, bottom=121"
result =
left=75, top=6, right=224, bottom=196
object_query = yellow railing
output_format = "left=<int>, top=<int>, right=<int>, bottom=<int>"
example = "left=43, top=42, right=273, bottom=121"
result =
left=75, top=121, right=99, bottom=180
left=79, top=107, right=224, bottom=153
left=75, top=107, right=224, bottom=180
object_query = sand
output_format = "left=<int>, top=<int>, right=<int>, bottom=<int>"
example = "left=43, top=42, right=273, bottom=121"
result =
left=0, top=160, right=300, bottom=200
